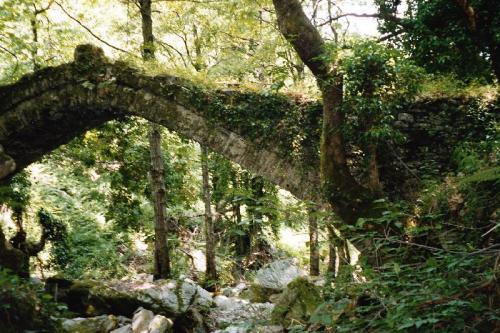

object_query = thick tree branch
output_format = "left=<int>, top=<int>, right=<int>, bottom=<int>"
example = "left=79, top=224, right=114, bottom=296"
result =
left=317, top=12, right=378, bottom=27
left=272, top=0, right=330, bottom=80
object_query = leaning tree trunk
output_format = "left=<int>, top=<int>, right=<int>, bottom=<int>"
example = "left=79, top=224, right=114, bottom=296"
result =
left=272, top=0, right=375, bottom=226
left=140, top=0, right=171, bottom=279
left=201, top=146, right=218, bottom=290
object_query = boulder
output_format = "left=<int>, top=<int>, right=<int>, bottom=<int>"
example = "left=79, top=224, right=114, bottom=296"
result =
left=254, top=259, right=306, bottom=291
left=148, top=315, right=173, bottom=333
left=213, top=326, right=247, bottom=333
left=46, top=277, right=213, bottom=318
left=128, top=308, right=174, bottom=333
left=271, top=277, right=322, bottom=327
left=209, top=295, right=274, bottom=329
left=213, top=325, right=283, bottom=333
left=132, top=308, right=154, bottom=333
left=46, top=277, right=147, bottom=317
left=132, top=278, right=213, bottom=314
left=222, top=282, right=247, bottom=297
left=110, top=325, right=132, bottom=333
left=61, top=315, right=118, bottom=333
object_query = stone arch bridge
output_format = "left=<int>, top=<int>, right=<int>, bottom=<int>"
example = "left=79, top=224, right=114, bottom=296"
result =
left=1, top=45, right=492, bottom=201
left=0, top=45, right=320, bottom=200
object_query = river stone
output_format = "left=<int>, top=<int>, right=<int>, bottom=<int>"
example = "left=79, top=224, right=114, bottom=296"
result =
left=222, top=283, right=247, bottom=297
left=194, top=284, right=213, bottom=308
left=213, top=326, right=247, bottom=333
left=132, top=308, right=154, bottom=333
left=110, top=325, right=132, bottom=333
left=213, top=325, right=283, bottom=333
left=61, top=315, right=118, bottom=333
left=271, top=277, right=322, bottom=327
left=117, top=278, right=213, bottom=315
left=254, top=259, right=306, bottom=291
left=148, top=315, right=173, bottom=333
left=209, top=295, right=274, bottom=328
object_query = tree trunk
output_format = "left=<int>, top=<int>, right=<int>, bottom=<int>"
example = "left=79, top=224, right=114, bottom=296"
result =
left=0, top=144, right=15, bottom=180
left=249, top=176, right=267, bottom=264
left=308, top=207, right=320, bottom=276
left=327, top=225, right=337, bottom=276
left=320, top=81, right=371, bottom=224
left=201, top=146, right=218, bottom=290
left=0, top=227, right=27, bottom=277
left=30, top=5, right=40, bottom=71
left=139, top=0, right=154, bottom=61
left=367, top=144, right=382, bottom=193
left=149, top=124, right=171, bottom=279
left=232, top=202, right=247, bottom=280
left=490, top=43, right=500, bottom=81
left=139, top=0, right=171, bottom=279
left=272, top=0, right=375, bottom=226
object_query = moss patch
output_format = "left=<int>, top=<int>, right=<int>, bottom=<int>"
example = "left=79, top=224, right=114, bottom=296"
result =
left=271, top=277, right=322, bottom=327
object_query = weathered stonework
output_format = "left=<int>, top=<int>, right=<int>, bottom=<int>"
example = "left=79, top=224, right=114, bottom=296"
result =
left=0, top=44, right=497, bottom=201
left=0, top=44, right=319, bottom=200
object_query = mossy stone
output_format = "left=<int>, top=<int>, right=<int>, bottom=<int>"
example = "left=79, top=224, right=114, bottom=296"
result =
left=271, top=277, right=322, bottom=327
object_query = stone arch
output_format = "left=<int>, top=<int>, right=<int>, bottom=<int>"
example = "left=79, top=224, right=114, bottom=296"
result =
left=0, top=45, right=319, bottom=200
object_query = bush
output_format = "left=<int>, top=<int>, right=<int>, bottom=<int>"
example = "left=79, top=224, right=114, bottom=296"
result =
left=0, top=269, right=64, bottom=333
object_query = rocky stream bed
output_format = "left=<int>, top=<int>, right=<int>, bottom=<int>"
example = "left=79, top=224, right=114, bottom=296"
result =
left=46, top=259, right=324, bottom=333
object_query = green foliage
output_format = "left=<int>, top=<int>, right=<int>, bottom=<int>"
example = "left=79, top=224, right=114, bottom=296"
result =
left=0, top=269, right=64, bottom=333
left=376, top=0, right=500, bottom=81
left=0, top=171, right=31, bottom=215
left=308, top=141, right=499, bottom=332
left=312, top=250, right=498, bottom=332
left=186, top=84, right=322, bottom=167
left=53, top=223, right=130, bottom=280
left=340, top=39, right=424, bottom=145
left=24, top=158, right=135, bottom=279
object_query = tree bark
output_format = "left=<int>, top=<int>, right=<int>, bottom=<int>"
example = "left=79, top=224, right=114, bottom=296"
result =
left=308, top=207, right=320, bottom=276
left=201, top=146, right=218, bottom=290
left=326, top=225, right=337, bottom=276
left=139, top=0, right=154, bottom=60
left=149, top=124, right=171, bottom=279
left=249, top=176, right=267, bottom=261
left=0, top=144, right=15, bottom=180
left=0, top=227, right=27, bottom=277
left=272, top=0, right=374, bottom=226
left=139, top=0, right=171, bottom=279
left=232, top=202, right=249, bottom=281
left=367, top=144, right=382, bottom=193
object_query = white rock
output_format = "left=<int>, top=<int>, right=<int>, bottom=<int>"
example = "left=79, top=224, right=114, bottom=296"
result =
left=132, top=308, right=154, bottom=333
left=213, top=295, right=248, bottom=311
left=213, top=326, right=247, bottom=333
left=195, top=284, right=214, bottom=308
left=135, top=279, right=213, bottom=314
left=213, top=324, right=283, bottom=333
left=111, top=324, right=133, bottom=333
left=254, top=259, right=306, bottom=290
left=209, top=299, right=274, bottom=328
left=116, top=316, right=132, bottom=325
left=61, top=315, right=118, bottom=333
left=222, top=282, right=247, bottom=297
left=147, top=315, right=173, bottom=333
left=134, top=273, right=154, bottom=283
left=256, top=325, right=283, bottom=332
